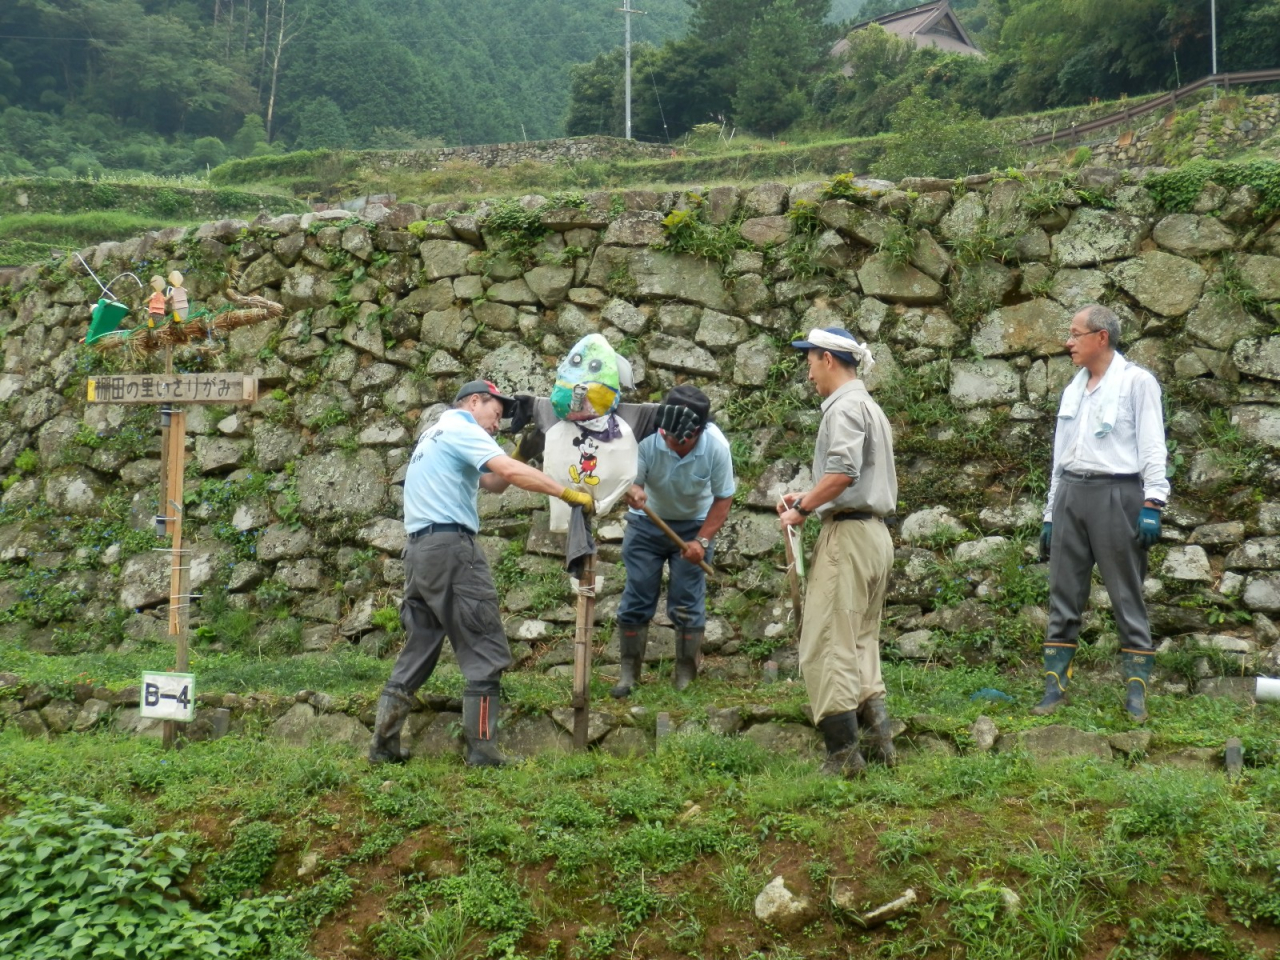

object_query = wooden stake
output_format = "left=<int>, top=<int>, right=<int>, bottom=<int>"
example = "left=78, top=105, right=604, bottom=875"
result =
left=571, top=550, right=596, bottom=750
left=781, top=517, right=804, bottom=636
left=162, top=409, right=187, bottom=749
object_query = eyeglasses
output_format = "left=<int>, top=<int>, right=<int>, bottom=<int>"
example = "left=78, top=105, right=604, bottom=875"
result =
left=1066, top=329, right=1104, bottom=343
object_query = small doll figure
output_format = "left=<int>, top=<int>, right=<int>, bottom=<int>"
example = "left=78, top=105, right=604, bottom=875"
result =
left=166, top=270, right=188, bottom=321
left=147, top=275, right=167, bottom=328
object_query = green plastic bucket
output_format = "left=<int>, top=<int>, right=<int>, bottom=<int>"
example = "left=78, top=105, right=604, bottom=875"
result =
left=86, top=298, right=130, bottom=343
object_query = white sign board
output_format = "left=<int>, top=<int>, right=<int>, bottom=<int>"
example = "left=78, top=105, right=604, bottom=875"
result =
left=140, top=672, right=195, bottom=722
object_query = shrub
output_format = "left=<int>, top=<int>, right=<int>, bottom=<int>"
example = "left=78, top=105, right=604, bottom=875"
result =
left=0, top=794, right=283, bottom=959
left=873, top=95, right=1015, bottom=180
left=200, top=820, right=283, bottom=906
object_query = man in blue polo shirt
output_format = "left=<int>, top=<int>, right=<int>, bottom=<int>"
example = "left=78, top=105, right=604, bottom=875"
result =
left=369, top=379, right=595, bottom=766
left=612, top=385, right=735, bottom=697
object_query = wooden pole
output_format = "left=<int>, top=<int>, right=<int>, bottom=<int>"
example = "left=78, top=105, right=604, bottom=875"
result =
left=640, top=505, right=715, bottom=577
left=571, top=550, right=596, bottom=750
left=161, top=408, right=187, bottom=749
left=781, top=519, right=804, bottom=636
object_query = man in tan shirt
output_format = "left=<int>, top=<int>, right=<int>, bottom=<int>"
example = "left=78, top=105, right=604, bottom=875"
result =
left=779, top=328, right=898, bottom=779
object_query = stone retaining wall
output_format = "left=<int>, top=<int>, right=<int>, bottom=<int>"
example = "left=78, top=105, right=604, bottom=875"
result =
left=3, top=169, right=1280, bottom=708
left=1040, top=94, right=1280, bottom=169
left=1, top=669, right=1256, bottom=770
left=362, top=135, right=671, bottom=172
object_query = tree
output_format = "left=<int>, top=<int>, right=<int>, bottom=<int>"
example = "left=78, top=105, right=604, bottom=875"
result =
left=190, top=136, right=227, bottom=168
left=294, top=97, right=350, bottom=149
left=732, top=0, right=821, bottom=134
left=263, top=0, right=305, bottom=140
left=683, top=0, right=834, bottom=129
left=872, top=95, right=1008, bottom=179
left=230, top=114, right=269, bottom=157
left=565, top=47, right=630, bottom=137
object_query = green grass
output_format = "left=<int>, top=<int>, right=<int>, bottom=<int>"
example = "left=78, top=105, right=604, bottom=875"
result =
left=205, top=91, right=1178, bottom=209
left=4, top=639, right=1277, bottom=756
left=0, top=679, right=1277, bottom=960
left=0, top=211, right=186, bottom=265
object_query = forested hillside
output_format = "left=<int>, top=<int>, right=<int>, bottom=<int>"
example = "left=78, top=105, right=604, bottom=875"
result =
left=0, top=0, right=690, bottom=177
left=568, top=0, right=1280, bottom=140
left=4, top=0, right=1278, bottom=181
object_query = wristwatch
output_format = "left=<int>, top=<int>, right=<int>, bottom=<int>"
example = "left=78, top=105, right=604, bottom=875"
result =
left=696, top=537, right=711, bottom=550
left=794, top=499, right=812, bottom=517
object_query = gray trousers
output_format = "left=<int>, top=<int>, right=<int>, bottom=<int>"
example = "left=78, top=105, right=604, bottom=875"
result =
left=387, top=531, right=513, bottom=693
left=1048, top=474, right=1154, bottom=653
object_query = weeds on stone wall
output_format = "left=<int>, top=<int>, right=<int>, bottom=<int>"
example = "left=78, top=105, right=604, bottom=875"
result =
left=1146, top=158, right=1280, bottom=216
left=878, top=219, right=917, bottom=267
left=478, top=198, right=549, bottom=270
left=657, top=196, right=749, bottom=267
left=1210, top=253, right=1267, bottom=315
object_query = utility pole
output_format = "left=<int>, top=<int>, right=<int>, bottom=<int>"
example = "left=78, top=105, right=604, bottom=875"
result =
left=1210, top=0, right=1219, bottom=97
left=619, top=0, right=646, bottom=140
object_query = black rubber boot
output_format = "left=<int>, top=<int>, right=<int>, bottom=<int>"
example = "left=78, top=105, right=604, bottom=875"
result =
left=462, top=684, right=515, bottom=767
left=674, top=628, right=703, bottom=692
left=817, top=710, right=867, bottom=779
left=610, top=623, right=649, bottom=699
left=858, top=697, right=898, bottom=767
left=1122, top=649, right=1154, bottom=723
left=1030, top=642, right=1077, bottom=716
left=368, top=685, right=414, bottom=765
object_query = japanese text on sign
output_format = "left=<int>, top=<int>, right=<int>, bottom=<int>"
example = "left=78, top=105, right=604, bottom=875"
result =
left=140, top=672, right=196, bottom=722
left=87, top=374, right=258, bottom=405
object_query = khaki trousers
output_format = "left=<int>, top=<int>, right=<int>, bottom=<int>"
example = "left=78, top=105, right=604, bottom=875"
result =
left=798, top=517, right=894, bottom=724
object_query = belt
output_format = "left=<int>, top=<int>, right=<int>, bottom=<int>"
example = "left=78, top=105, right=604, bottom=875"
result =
left=408, top=523, right=476, bottom=539
left=830, top=511, right=883, bottom=522
left=1062, top=471, right=1140, bottom=482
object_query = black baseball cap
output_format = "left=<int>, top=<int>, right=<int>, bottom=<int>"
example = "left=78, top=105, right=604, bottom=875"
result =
left=454, top=379, right=515, bottom=414
left=663, top=384, right=712, bottom=427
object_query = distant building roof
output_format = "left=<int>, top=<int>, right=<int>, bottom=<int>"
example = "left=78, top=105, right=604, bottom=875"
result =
left=831, top=1, right=983, bottom=61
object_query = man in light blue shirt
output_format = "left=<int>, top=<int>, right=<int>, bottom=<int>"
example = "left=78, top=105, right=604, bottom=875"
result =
left=370, top=380, right=594, bottom=766
left=613, top=385, right=735, bottom=697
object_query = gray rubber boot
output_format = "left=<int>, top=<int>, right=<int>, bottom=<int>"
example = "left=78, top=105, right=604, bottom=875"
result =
left=368, top=685, right=414, bottom=765
left=1030, top=642, right=1077, bottom=716
left=462, top=684, right=516, bottom=767
left=858, top=697, right=898, bottom=767
left=817, top=710, right=867, bottom=779
left=1122, top=649, right=1154, bottom=723
left=674, top=628, right=703, bottom=692
left=610, top=623, right=649, bottom=699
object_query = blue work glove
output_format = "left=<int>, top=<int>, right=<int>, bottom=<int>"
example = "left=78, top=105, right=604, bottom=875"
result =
left=1038, top=522, right=1052, bottom=562
left=1136, top=507, right=1161, bottom=549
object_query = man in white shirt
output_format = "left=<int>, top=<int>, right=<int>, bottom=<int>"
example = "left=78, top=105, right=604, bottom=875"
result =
left=1033, top=305, right=1169, bottom=722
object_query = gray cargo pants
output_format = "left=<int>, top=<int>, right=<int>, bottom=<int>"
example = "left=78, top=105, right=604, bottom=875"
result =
left=1048, top=473, right=1154, bottom=653
left=388, top=530, right=513, bottom=692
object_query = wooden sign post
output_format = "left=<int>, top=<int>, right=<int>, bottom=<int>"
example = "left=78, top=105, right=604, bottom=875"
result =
left=87, top=372, right=258, bottom=748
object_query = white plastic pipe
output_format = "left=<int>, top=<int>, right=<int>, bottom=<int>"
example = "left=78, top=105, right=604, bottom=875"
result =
left=1257, top=677, right=1280, bottom=702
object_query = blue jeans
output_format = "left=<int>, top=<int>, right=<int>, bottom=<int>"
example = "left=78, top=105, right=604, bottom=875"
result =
left=618, top=513, right=712, bottom=629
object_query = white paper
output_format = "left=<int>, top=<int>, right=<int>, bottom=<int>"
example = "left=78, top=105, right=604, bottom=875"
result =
left=139, top=672, right=195, bottom=721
